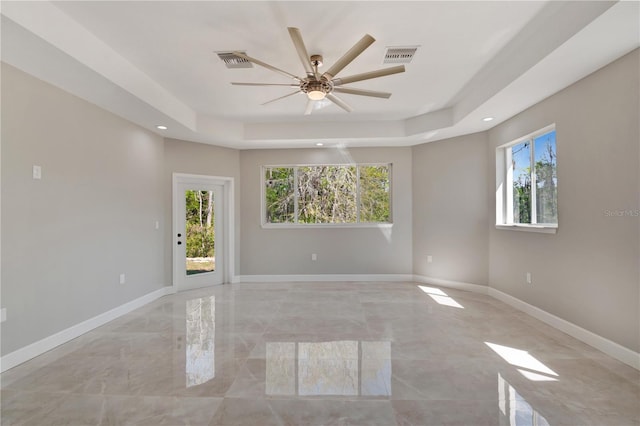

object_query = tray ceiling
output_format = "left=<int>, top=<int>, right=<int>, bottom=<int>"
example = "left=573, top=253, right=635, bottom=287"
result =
left=1, top=1, right=638, bottom=148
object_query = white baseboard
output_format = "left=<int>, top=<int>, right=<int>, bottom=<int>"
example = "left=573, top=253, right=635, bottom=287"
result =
left=487, top=287, right=640, bottom=371
left=413, top=275, right=489, bottom=295
left=0, top=286, right=172, bottom=373
left=239, top=274, right=414, bottom=283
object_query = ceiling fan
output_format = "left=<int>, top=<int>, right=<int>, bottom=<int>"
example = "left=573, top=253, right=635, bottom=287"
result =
left=230, top=27, right=405, bottom=115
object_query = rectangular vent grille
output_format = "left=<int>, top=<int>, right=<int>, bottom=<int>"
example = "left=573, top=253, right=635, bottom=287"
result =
left=383, top=47, right=418, bottom=64
left=217, top=52, right=253, bottom=69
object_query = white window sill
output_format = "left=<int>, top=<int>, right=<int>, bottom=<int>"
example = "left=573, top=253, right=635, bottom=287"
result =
left=495, top=224, right=557, bottom=234
left=262, top=222, right=393, bottom=230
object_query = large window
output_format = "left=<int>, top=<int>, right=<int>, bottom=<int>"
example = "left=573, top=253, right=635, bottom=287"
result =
left=497, top=125, right=557, bottom=231
left=263, top=164, right=391, bottom=226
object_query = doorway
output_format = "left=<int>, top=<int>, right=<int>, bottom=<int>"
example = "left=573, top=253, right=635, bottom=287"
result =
left=172, top=174, right=234, bottom=291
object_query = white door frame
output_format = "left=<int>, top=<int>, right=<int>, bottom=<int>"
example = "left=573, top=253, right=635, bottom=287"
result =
left=172, top=173, right=235, bottom=291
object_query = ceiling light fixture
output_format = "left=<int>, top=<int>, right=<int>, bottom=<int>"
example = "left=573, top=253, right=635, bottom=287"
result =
left=156, top=125, right=168, bottom=130
left=482, top=117, right=494, bottom=122
left=308, top=90, right=326, bottom=101
left=316, top=142, right=324, bottom=146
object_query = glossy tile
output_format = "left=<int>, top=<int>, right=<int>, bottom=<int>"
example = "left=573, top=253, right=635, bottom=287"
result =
left=269, top=399, right=398, bottom=426
left=2, top=282, right=638, bottom=425
left=392, top=399, right=501, bottom=426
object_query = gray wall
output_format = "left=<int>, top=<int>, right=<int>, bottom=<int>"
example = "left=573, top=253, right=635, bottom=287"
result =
left=2, top=47, right=638, bottom=358
left=1, top=64, right=165, bottom=355
left=239, top=147, right=413, bottom=276
left=412, top=132, right=490, bottom=285
left=163, top=138, right=241, bottom=281
left=488, top=49, right=639, bottom=352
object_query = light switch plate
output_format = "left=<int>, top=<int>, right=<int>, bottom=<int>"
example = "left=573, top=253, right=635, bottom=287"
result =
left=33, top=165, right=42, bottom=180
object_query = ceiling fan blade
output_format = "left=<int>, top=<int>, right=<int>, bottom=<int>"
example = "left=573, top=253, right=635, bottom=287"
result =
left=232, top=51, right=301, bottom=81
left=332, top=87, right=392, bottom=99
left=231, top=82, right=300, bottom=87
left=322, top=34, right=375, bottom=80
left=261, top=90, right=301, bottom=106
left=326, top=93, right=353, bottom=113
left=332, top=65, right=405, bottom=86
left=288, top=27, right=315, bottom=78
left=304, top=99, right=314, bottom=115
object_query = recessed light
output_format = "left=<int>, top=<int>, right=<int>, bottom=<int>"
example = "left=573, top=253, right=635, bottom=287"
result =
left=156, top=125, right=168, bottom=130
left=482, top=117, right=494, bottom=122
left=316, top=142, right=324, bottom=146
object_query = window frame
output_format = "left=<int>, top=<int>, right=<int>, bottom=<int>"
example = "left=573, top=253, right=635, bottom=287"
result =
left=261, top=163, right=393, bottom=228
left=496, top=124, right=558, bottom=234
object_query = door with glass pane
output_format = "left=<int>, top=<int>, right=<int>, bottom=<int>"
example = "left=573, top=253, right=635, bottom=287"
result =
left=174, top=179, right=224, bottom=291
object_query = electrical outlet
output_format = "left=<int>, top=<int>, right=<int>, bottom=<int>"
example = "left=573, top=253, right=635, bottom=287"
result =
left=119, top=274, right=126, bottom=284
left=427, top=255, right=433, bottom=264
left=1, top=308, right=6, bottom=323
left=526, top=272, right=532, bottom=284
left=155, top=220, right=160, bottom=230
left=311, top=253, right=317, bottom=261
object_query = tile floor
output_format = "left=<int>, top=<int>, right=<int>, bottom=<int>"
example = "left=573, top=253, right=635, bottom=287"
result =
left=1, top=282, right=638, bottom=425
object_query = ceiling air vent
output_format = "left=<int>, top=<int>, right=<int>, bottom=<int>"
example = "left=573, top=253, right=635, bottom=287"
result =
left=217, top=52, right=253, bottom=69
left=383, top=47, right=418, bottom=64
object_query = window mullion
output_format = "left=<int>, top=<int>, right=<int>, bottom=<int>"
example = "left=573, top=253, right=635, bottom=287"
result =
left=530, top=138, right=537, bottom=224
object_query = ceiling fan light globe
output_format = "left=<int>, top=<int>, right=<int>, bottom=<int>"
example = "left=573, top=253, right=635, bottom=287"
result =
left=308, top=90, right=326, bottom=101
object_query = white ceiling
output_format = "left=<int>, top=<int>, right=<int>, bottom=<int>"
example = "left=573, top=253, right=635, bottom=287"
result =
left=1, top=1, right=638, bottom=149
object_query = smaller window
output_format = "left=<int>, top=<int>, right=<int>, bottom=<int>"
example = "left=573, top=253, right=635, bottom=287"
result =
left=496, top=125, right=557, bottom=231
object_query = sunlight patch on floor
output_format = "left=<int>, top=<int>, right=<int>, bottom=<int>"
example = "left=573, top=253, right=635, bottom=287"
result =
left=418, top=285, right=464, bottom=309
left=486, top=342, right=558, bottom=381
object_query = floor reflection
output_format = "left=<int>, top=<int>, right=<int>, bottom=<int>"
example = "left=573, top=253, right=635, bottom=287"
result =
left=266, top=341, right=391, bottom=396
left=499, top=373, right=550, bottom=426
left=185, top=295, right=215, bottom=387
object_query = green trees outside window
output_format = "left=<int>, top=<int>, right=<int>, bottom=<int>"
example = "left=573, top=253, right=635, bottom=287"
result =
left=511, top=129, right=557, bottom=225
left=264, top=164, right=391, bottom=225
left=265, top=168, right=295, bottom=223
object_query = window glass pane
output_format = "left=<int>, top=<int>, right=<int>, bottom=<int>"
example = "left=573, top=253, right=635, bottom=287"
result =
left=185, top=190, right=215, bottom=275
left=265, top=167, right=294, bottom=223
left=297, top=166, right=357, bottom=223
left=534, top=130, right=557, bottom=224
left=512, top=142, right=532, bottom=224
left=359, top=165, right=390, bottom=222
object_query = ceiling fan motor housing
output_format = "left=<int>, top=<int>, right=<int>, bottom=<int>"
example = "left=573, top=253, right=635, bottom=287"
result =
left=300, top=78, right=333, bottom=97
